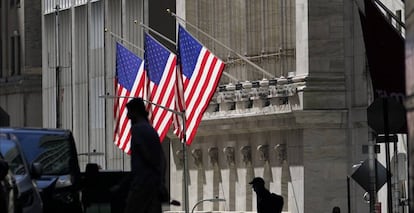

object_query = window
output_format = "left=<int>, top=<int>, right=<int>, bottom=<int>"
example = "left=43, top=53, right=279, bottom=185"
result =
left=10, top=32, right=20, bottom=75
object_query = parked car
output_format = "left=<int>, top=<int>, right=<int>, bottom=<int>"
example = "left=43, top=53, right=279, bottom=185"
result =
left=0, top=128, right=83, bottom=213
left=0, top=138, right=43, bottom=213
left=0, top=153, right=18, bottom=213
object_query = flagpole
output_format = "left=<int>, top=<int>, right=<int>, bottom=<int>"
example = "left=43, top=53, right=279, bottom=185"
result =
left=181, top=112, right=190, bottom=213
left=135, top=22, right=239, bottom=83
left=166, top=9, right=275, bottom=79
left=106, top=30, right=145, bottom=53
left=136, top=21, right=177, bottom=47
left=99, top=94, right=182, bottom=114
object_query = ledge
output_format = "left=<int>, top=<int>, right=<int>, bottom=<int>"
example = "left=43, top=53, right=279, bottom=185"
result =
left=205, top=75, right=306, bottom=118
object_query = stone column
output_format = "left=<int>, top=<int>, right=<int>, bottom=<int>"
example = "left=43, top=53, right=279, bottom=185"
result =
left=241, top=145, right=254, bottom=211
left=224, top=146, right=237, bottom=210
left=191, top=148, right=205, bottom=211
left=275, top=143, right=288, bottom=212
left=208, top=147, right=222, bottom=211
left=257, top=144, right=273, bottom=188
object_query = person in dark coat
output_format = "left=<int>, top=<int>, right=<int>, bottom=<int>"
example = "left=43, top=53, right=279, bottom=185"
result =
left=250, top=177, right=284, bottom=213
left=124, top=98, right=166, bottom=213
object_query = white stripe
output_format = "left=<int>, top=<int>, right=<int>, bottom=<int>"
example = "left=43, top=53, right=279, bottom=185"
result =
left=184, top=48, right=208, bottom=99
left=187, top=59, right=223, bottom=138
left=185, top=50, right=214, bottom=119
left=130, top=62, right=146, bottom=98
left=150, top=54, right=176, bottom=136
left=185, top=52, right=223, bottom=142
left=124, top=142, right=131, bottom=154
left=116, top=62, right=146, bottom=151
left=118, top=88, right=130, bottom=149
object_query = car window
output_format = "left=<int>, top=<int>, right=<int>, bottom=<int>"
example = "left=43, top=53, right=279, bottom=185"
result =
left=12, top=133, right=73, bottom=175
left=0, top=139, right=27, bottom=175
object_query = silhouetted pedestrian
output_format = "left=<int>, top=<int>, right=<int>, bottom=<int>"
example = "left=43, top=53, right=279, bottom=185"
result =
left=124, top=98, right=166, bottom=213
left=250, top=177, right=284, bottom=213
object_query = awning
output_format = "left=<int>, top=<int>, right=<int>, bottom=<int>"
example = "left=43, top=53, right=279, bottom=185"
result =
left=359, top=0, right=405, bottom=101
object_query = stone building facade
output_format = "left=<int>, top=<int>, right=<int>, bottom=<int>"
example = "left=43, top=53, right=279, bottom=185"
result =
left=38, top=0, right=406, bottom=213
left=0, top=0, right=43, bottom=127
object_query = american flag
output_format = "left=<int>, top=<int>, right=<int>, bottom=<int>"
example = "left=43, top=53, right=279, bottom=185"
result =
left=174, top=25, right=225, bottom=145
left=114, top=42, right=147, bottom=154
left=144, top=33, right=177, bottom=141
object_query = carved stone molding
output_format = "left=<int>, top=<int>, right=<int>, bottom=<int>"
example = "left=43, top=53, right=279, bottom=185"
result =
left=175, top=149, right=184, bottom=169
left=208, top=147, right=219, bottom=165
left=223, top=146, right=236, bottom=167
left=191, top=148, right=203, bottom=169
left=240, top=146, right=252, bottom=165
left=257, top=144, right=270, bottom=161
left=274, top=144, right=287, bottom=163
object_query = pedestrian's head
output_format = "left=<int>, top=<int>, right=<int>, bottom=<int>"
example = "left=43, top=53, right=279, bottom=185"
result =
left=332, top=206, right=340, bottom=213
left=249, top=177, right=265, bottom=186
left=249, top=177, right=265, bottom=192
left=126, top=98, right=148, bottom=122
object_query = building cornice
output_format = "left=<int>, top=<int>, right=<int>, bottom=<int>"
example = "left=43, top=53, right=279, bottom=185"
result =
left=204, top=74, right=307, bottom=119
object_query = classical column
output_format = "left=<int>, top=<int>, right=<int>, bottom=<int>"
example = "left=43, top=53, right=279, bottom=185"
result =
left=175, top=149, right=190, bottom=211
left=224, top=146, right=237, bottom=210
left=208, top=147, right=222, bottom=210
left=241, top=145, right=254, bottom=211
left=191, top=148, right=205, bottom=211
left=275, top=143, right=288, bottom=212
left=257, top=144, right=273, bottom=188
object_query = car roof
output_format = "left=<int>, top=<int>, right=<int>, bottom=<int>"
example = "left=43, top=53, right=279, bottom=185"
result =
left=0, top=127, right=71, bottom=136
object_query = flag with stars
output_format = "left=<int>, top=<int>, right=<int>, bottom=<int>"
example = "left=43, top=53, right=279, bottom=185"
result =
left=114, top=42, right=147, bottom=154
left=144, top=33, right=177, bottom=141
left=174, top=25, right=225, bottom=145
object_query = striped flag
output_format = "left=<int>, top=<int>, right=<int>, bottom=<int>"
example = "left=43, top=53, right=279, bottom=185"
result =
left=114, top=42, right=147, bottom=154
left=174, top=25, right=225, bottom=145
left=144, top=33, right=177, bottom=141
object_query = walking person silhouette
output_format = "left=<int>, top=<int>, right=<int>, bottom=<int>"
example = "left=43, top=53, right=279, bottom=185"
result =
left=250, top=177, right=284, bottom=213
left=124, top=98, right=166, bottom=213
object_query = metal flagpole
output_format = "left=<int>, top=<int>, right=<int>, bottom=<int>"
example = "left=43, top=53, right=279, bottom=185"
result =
left=107, top=30, right=145, bottom=53
left=136, top=22, right=239, bottom=83
left=166, top=9, right=275, bottom=79
left=55, top=4, right=61, bottom=128
left=181, top=112, right=190, bottom=213
left=100, top=95, right=181, bottom=114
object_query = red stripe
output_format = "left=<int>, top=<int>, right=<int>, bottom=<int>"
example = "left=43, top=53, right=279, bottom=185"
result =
left=186, top=57, right=218, bottom=144
left=121, top=132, right=131, bottom=151
left=114, top=70, right=147, bottom=152
left=186, top=57, right=217, bottom=125
left=185, top=52, right=210, bottom=107
left=154, top=92, right=174, bottom=140
left=149, top=57, right=176, bottom=141
left=151, top=63, right=175, bottom=120
left=187, top=61, right=225, bottom=144
left=114, top=86, right=126, bottom=146
left=117, top=90, right=131, bottom=146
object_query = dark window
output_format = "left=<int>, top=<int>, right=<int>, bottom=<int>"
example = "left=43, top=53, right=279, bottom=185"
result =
left=10, top=33, right=20, bottom=75
left=0, top=38, right=2, bottom=78
left=0, top=139, right=27, bottom=175
left=13, top=133, right=74, bottom=175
